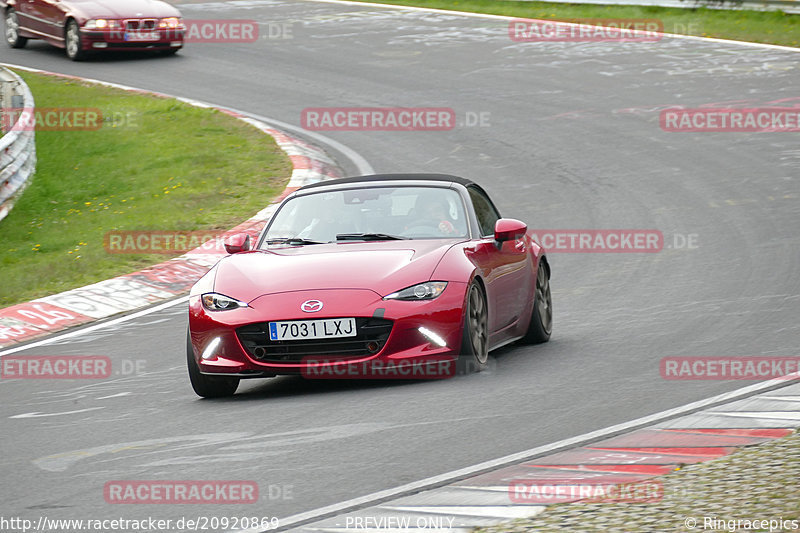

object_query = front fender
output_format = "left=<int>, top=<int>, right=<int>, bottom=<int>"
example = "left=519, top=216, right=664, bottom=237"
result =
left=430, top=241, right=481, bottom=283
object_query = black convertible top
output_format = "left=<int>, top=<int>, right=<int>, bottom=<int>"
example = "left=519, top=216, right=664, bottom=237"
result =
left=297, top=173, right=475, bottom=191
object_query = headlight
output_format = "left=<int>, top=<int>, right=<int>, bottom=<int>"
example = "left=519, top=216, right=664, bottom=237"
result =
left=85, top=19, right=118, bottom=29
left=384, top=281, right=447, bottom=301
left=159, top=17, right=183, bottom=29
left=201, top=293, right=248, bottom=311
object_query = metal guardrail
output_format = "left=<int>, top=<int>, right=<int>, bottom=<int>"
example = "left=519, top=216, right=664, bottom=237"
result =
left=0, top=67, right=36, bottom=223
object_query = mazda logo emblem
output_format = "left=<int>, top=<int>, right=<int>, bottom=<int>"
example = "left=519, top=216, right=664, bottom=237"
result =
left=301, top=300, right=323, bottom=313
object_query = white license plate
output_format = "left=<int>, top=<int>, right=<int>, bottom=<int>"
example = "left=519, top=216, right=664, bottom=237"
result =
left=269, top=318, right=357, bottom=341
left=125, top=32, right=160, bottom=41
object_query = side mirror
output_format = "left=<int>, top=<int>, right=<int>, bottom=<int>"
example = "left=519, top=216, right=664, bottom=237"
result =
left=224, top=233, right=251, bottom=254
left=494, top=218, right=527, bottom=242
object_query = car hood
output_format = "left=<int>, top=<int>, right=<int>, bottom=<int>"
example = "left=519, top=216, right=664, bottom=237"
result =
left=69, top=0, right=180, bottom=19
left=212, top=240, right=461, bottom=301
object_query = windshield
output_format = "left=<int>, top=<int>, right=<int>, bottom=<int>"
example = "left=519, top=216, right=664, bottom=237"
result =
left=261, top=186, right=469, bottom=245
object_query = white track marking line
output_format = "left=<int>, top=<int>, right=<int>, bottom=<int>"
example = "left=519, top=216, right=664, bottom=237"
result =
left=381, top=505, right=546, bottom=518
left=235, top=374, right=800, bottom=533
left=96, top=392, right=133, bottom=400
left=0, top=297, right=189, bottom=357
left=220, top=108, right=374, bottom=176
left=760, top=396, right=800, bottom=401
left=9, top=407, right=106, bottom=419
left=1, top=62, right=375, bottom=177
left=705, top=410, right=800, bottom=420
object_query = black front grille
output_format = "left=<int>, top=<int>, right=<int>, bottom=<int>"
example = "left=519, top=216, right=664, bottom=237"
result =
left=125, top=19, right=157, bottom=31
left=237, top=318, right=393, bottom=363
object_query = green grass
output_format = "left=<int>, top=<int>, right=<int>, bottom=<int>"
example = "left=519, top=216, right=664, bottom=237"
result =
left=0, top=70, right=291, bottom=308
left=351, top=0, right=800, bottom=47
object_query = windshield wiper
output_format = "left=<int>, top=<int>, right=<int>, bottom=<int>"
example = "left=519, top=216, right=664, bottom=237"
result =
left=264, top=237, right=325, bottom=245
left=336, top=233, right=408, bottom=241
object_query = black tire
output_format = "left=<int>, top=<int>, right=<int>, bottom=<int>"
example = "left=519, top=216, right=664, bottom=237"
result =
left=187, top=331, right=239, bottom=398
left=65, top=19, right=85, bottom=61
left=161, top=48, right=179, bottom=56
left=458, top=281, right=489, bottom=374
left=5, top=8, right=27, bottom=48
left=522, top=260, right=552, bottom=344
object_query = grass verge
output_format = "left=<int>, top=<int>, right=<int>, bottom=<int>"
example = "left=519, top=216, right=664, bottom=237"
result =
left=350, top=0, right=800, bottom=48
left=0, top=70, right=291, bottom=308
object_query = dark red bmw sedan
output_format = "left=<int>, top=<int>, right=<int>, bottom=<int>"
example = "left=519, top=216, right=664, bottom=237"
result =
left=2, top=0, right=183, bottom=60
left=187, top=174, right=553, bottom=398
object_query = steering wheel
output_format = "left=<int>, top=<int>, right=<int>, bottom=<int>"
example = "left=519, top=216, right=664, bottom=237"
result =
left=402, top=221, right=456, bottom=238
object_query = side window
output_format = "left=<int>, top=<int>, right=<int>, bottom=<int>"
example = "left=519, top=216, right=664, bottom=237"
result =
left=468, top=187, right=500, bottom=237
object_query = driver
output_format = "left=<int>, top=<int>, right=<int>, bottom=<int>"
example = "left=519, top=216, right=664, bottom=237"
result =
left=413, top=195, right=456, bottom=235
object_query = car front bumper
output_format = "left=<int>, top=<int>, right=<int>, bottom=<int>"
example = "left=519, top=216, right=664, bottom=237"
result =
left=81, top=29, right=183, bottom=51
left=188, top=283, right=469, bottom=379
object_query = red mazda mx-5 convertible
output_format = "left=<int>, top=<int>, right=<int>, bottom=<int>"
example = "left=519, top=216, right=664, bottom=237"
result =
left=3, top=0, right=183, bottom=60
left=187, top=174, right=553, bottom=397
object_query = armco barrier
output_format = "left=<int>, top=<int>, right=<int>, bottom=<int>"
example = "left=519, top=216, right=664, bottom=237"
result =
left=0, top=66, right=36, bottom=222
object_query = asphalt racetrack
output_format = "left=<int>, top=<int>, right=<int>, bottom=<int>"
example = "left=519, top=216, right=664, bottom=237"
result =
left=1, top=0, right=799, bottom=528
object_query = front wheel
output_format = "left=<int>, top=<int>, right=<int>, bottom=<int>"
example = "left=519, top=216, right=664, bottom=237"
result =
left=458, top=282, right=489, bottom=373
left=522, top=260, right=552, bottom=344
left=5, top=9, right=28, bottom=48
left=187, top=331, right=239, bottom=398
left=65, top=20, right=85, bottom=61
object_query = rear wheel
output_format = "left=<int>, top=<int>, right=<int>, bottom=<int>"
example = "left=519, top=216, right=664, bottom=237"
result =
left=458, top=282, right=489, bottom=373
left=5, top=9, right=27, bottom=48
left=65, top=20, right=85, bottom=61
left=522, top=260, right=552, bottom=344
left=187, top=331, right=239, bottom=398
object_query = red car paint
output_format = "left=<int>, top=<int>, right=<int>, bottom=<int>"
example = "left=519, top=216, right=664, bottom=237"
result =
left=3, top=0, right=183, bottom=58
left=187, top=175, right=550, bottom=394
